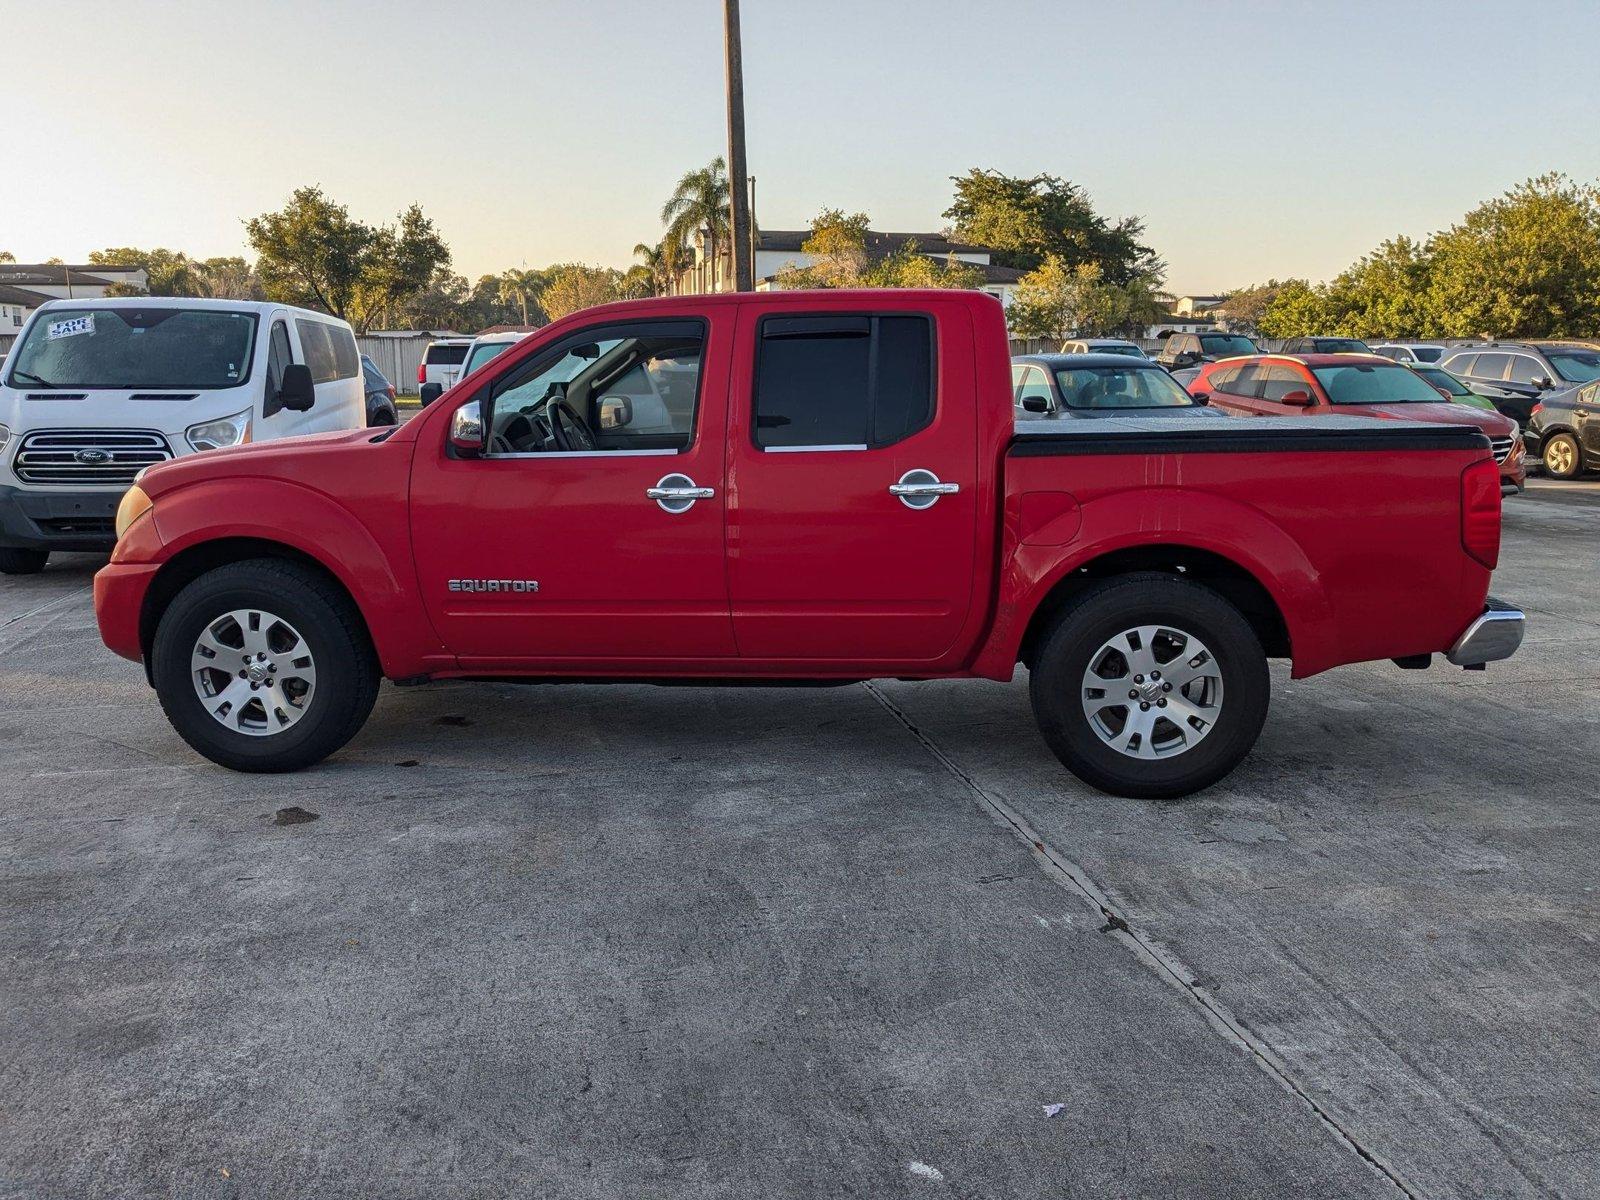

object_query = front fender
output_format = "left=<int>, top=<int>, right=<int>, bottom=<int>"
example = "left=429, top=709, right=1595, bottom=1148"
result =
left=971, top=487, right=1337, bottom=679
left=146, top=477, right=444, bottom=679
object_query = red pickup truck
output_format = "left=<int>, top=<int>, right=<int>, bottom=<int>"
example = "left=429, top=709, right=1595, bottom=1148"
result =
left=94, top=290, right=1524, bottom=798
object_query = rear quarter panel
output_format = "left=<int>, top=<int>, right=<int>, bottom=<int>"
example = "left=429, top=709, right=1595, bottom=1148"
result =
left=984, top=443, right=1491, bottom=678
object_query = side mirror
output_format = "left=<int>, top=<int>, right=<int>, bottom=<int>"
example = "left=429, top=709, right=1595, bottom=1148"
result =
left=449, top=399, right=485, bottom=457
left=1435, top=385, right=1454, bottom=401
left=419, top=382, right=444, bottom=406
left=597, top=395, right=633, bottom=430
left=278, top=363, right=316, bottom=412
left=1021, top=395, right=1051, bottom=414
left=1536, top=377, right=1554, bottom=390
left=1189, top=391, right=1210, bottom=404
left=1281, top=389, right=1313, bottom=405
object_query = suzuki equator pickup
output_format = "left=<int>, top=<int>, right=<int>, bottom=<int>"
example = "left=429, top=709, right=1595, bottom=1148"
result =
left=93, top=290, right=1525, bottom=799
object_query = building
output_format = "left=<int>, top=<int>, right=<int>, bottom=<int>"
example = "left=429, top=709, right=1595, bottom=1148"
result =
left=1170, top=294, right=1228, bottom=319
left=0, top=263, right=150, bottom=302
left=0, top=283, right=51, bottom=335
left=675, top=229, right=1026, bottom=313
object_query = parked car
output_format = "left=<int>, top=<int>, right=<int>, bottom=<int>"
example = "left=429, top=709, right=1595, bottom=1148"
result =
left=0, top=298, right=366, bottom=575
left=1011, top=354, right=1224, bottom=418
left=1059, top=339, right=1146, bottom=358
left=360, top=355, right=398, bottom=427
left=1526, top=381, right=1600, bottom=479
left=96, top=290, right=1522, bottom=800
left=1407, top=364, right=1500, bottom=414
left=1279, top=336, right=1374, bottom=355
left=417, top=338, right=472, bottom=400
left=1438, top=342, right=1600, bottom=427
left=1373, top=342, right=1446, bottom=364
left=1154, top=331, right=1260, bottom=372
left=418, top=331, right=533, bottom=405
left=1192, top=353, right=1524, bottom=493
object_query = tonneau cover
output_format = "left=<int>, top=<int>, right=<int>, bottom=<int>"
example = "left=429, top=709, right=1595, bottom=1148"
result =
left=1010, top=414, right=1490, bottom=457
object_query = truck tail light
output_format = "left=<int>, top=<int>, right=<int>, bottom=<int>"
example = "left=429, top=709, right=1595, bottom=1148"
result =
left=418, top=361, right=427, bottom=384
left=1460, top=457, right=1501, bottom=569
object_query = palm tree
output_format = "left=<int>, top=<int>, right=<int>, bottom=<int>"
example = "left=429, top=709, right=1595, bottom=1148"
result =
left=660, top=157, right=730, bottom=293
left=632, top=240, right=687, bottom=296
left=497, top=268, right=545, bottom=325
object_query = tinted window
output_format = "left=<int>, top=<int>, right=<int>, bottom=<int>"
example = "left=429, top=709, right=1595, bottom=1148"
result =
left=487, top=321, right=704, bottom=454
left=1219, top=363, right=1262, bottom=397
left=1199, top=334, right=1258, bottom=357
left=266, top=321, right=292, bottom=395
left=1443, top=353, right=1476, bottom=378
left=1415, top=366, right=1470, bottom=397
left=755, top=314, right=934, bottom=449
left=1472, top=353, right=1510, bottom=381
left=1414, top=347, right=1443, bottom=363
left=1259, top=364, right=1310, bottom=401
left=1545, top=350, right=1600, bottom=382
left=295, top=319, right=358, bottom=384
left=1506, top=355, right=1544, bottom=385
left=1052, top=365, right=1193, bottom=409
left=1206, top=365, right=1239, bottom=391
left=1312, top=362, right=1446, bottom=403
left=425, top=343, right=469, bottom=365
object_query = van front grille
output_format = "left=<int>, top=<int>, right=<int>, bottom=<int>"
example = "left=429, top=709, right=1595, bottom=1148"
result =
left=13, top=430, right=173, bottom=485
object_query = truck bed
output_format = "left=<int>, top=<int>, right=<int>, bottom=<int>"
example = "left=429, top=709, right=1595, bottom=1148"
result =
left=1010, top=413, right=1490, bottom=456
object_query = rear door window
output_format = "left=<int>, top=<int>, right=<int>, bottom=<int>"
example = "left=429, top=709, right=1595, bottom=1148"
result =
left=294, top=319, right=358, bottom=384
left=754, top=314, right=934, bottom=450
left=1259, top=364, right=1309, bottom=400
left=1472, top=352, right=1510, bottom=382
left=425, top=343, right=469, bottom=366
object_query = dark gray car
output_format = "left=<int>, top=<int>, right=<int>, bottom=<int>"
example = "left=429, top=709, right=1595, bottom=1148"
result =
left=1438, top=342, right=1600, bottom=427
left=1011, top=354, right=1225, bottom=419
left=360, top=354, right=399, bottom=427
left=1154, top=330, right=1261, bottom=372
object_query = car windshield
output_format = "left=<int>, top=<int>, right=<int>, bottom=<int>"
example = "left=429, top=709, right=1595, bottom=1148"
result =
left=464, top=341, right=516, bottom=375
left=1546, top=350, right=1600, bottom=383
left=1414, top=366, right=1471, bottom=396
left=1199, top=335, right=1258, bottom=357
left=1097, top=345, right=1145, bottom=357
left=1412, top=347, right=1443, bottom=362
left=1053, top=365, right=1195, bottom=409
left=1315, top=338, right=1372, bottom=353
left=8, top=307, right=257, bottom=389
left=1312, top=362, right=1444, bottom=403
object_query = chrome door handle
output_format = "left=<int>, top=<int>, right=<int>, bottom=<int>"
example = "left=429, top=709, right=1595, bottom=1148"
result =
left=889, top=469, right=959, bottom=510
left=647, top=473, right=714, bottom=513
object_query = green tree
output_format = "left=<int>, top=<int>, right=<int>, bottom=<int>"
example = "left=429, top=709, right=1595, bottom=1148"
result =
left=630, top=241, right=683, bottom=296
left=1257, top=279, right=1326, bottom=339
left=1426, top=173, right=1600, bottom=338
left=192, top=257, right=263, bottom=301
left=943, top=169, right=1163, bottom=286
left=0, top=250, right=15, bottom=263
left=539, top=264, right=629, bottom=320
left=862, top=240, right=985, bottom=290
left=246, top=188, right=450, bottom=330
left=88, top=247, right=195, bottom=295
left=496, top=268, right=548, bottom=325
left=1320, top=237, right=1433, bottom=338
left=775, top=209, right=871, bottom=288
left=1220, top=280, right=1292, bottom=334
left=660, top=158, right=730, bottom=292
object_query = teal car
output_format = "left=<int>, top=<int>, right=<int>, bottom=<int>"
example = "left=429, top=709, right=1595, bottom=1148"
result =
left=1410, top=364, right=1504, bottom=416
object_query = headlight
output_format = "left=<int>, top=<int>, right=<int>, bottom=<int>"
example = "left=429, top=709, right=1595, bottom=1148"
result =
left=115, top=486, right=153, bottom=539
left=185, top=410, right=252, bottom=453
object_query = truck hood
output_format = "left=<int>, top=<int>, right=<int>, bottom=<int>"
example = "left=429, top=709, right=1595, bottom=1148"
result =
left=1335, top=401, right=1516, bottom=437
left=133, top=427, right=388, bottom=498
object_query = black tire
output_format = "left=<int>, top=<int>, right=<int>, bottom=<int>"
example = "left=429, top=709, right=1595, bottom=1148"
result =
left=1028, top=573, right=1269, bottom=800
left=1541, top=432, right=1583, bottom=480
left=0, top=548, right=49, bottom=576
left=151, top=558, right=380, bottom=772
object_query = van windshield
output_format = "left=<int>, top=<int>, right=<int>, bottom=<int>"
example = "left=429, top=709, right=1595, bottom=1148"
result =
left=8, top=308, right=258, bottom=390
left=463, top=341, right=516, bottom=375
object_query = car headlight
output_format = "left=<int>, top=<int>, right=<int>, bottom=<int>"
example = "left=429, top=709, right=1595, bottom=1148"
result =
left=185, top=410, right=252, bottom=453
left=115, top=485, right=153, bottom=539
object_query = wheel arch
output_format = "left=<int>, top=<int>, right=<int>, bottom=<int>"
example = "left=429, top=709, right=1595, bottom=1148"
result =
left=1016, top=544, right=1292, bottom=670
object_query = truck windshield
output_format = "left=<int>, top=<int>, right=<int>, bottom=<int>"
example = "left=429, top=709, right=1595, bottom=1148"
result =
left=1199, top=335, right=1258, bottom=357
left=8, top=308, right=257, bottom=390
left=1053, top=365, right=1196, bottom=409
left=1546, top=350, right=1600, bottom=383
left=1312, top=362, right=1443, bottom=403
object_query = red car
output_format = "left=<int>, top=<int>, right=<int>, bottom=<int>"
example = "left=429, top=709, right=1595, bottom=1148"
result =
left=95, top=291, right=1523, bottom=799
left=1191, top=353, right=1525, bottom=493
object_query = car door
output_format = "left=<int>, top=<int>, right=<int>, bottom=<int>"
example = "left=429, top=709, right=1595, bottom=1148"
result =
left=725, top=302, right=979, bottom=667
left=1204, top=362, right=1263, bottom=414
left=408, top=314, right=735, bottom=666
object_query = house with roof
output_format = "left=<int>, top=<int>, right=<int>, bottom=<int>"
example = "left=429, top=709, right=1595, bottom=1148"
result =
left=674, top=229, right=1026, bottom=314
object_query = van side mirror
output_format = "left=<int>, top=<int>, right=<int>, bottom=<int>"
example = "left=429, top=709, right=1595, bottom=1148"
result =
left=1021, top=395, right=1051, bottom=415
left=278, top=363, right=316, bottom=412
left=419, top=382, right=444, bottom=406
left=449, top=399, right=485, bottom=457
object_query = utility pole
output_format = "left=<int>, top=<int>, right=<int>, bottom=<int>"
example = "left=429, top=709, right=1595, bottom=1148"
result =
left=723, top=0, right=753, bottom=292
left=748, top=175, right=757, bottom=285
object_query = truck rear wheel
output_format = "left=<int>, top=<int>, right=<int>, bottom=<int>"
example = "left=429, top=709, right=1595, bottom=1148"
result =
left=1028, top=574, right=1269, bottom=799
left=0, top=548, right=49, bottom=576
left=151, top=559, right=380, bottom=772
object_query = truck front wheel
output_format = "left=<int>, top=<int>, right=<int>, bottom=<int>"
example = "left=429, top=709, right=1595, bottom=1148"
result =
left=0, top=548, right=49, bottom=575
left=1028, top=574, right=1269, bottom=799
left=151, top=559, right=380, bottom=772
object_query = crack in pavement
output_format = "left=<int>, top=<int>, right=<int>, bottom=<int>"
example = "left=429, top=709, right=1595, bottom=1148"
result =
left=861, top=679, right=1420, bottom=1200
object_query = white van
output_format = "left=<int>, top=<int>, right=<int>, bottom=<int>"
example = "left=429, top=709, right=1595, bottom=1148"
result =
left=0, top=298, right=365, bottom=574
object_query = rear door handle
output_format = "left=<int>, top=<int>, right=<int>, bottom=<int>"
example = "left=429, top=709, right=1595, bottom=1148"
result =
left=889, top=469, right=959, bottom=510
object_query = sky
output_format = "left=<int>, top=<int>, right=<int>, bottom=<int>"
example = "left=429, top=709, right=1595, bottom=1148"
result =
left=5, top=0, right=1600, bottom=295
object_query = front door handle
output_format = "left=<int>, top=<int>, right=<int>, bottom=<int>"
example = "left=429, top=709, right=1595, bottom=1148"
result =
left=889, top=469, right=959, bottom=510
left=647, top=473, right=714, bottom=514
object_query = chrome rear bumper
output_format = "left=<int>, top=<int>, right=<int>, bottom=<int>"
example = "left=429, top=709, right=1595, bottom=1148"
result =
left=1447, top=598, right=1526, bottom=667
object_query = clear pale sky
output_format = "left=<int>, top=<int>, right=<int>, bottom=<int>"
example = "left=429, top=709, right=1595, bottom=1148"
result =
left=5, top=0, right=1598, bottom=293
